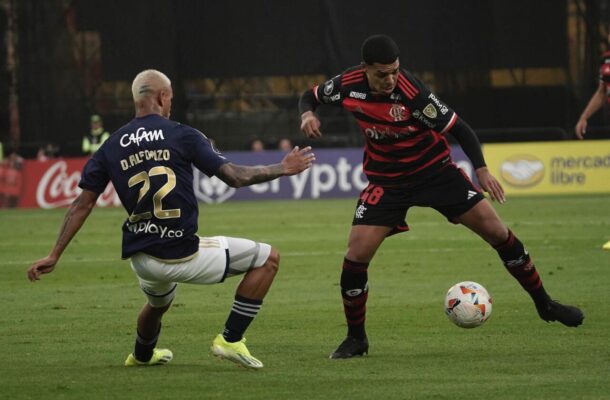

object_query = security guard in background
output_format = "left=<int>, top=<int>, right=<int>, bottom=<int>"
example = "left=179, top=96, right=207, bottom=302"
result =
left=82, top=114, right=110, bottom=155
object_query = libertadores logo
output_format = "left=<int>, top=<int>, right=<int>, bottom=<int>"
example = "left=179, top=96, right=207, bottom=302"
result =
left=193, top=170, right=236, bottom=204
left=499, top=155, right=545, bottom=187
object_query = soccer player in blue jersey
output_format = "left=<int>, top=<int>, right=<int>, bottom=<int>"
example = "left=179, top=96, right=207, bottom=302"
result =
left=27, top=69, right=315, bottom=369
left=299, top=35, right=584, bottom=359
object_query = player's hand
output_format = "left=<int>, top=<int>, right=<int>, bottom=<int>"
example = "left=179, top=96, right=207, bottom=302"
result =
left=574, top=119, right=587, bottom=140
left=281, top=146, right=315, bottom=175
left=475, top=167, right=505, bottom=204
left=27, top=256, right=58, bottom=282
left=300, top=111, right=322, bottom=138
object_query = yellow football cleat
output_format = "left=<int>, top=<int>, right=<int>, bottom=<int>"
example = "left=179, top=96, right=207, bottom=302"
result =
left=125, top=348, right=173, bottom=366
left=602, top=240, right=610, bottom=251
left=210, top=334, right=263, bottom=369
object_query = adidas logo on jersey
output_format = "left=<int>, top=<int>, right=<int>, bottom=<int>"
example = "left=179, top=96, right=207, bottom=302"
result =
left=467, top=190, right=478, bottom=200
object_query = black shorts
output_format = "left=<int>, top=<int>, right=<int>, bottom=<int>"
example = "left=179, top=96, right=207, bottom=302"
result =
left=352, top=164, right=485, bottom=235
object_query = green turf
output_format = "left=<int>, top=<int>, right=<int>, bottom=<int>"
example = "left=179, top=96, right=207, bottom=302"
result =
left=1, top=195, right=609, bottom=400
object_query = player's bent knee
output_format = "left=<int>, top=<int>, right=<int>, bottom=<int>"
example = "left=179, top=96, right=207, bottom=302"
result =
left=262, top=247, right=280, bottom=274
left=346, top=247, right=375, bottom=263
left=143, top=283, right=177, bottom=308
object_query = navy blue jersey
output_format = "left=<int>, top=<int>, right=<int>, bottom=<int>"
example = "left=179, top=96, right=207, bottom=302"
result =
left=79, top=114, right=228, bottom=260
left=312, top=65, right=457, bottom=186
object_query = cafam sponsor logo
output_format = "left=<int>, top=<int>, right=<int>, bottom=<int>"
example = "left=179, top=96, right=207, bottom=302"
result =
left=120, top=127, right=165, bottom=148
left=499, top=155, right=545, bottom=187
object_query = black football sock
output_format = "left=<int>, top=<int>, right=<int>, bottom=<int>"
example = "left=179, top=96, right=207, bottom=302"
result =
left=134, top=325, right=160, bottom=362
left=222, top=294, right=262, bottom=343
left=341, top=258, right=369, bottom=340
left=494, top=230, right=550, bottom=305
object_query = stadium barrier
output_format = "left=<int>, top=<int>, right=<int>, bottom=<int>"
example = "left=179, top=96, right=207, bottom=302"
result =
left=3, top=141, right=608, bottom=209
left=3, top=147, right=473, bottom=209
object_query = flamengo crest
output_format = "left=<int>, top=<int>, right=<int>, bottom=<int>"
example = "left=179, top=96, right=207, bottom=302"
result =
left=389, top=104, right=408, bottom=121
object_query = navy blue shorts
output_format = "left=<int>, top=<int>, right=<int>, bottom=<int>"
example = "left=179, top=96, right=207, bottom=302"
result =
left=352, top=164, right=485, bottom=235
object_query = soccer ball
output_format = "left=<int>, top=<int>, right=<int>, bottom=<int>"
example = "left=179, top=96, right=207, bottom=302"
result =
left=444, top=281, right=492, bottom=328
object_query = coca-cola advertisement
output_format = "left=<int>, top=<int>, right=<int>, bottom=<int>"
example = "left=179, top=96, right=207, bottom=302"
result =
left=17, top=158, right=121, bottom=209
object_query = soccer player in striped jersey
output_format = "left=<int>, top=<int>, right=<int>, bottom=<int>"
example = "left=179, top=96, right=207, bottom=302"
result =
left=575, top=39, right=610, bottom=250
left=299, top=35, right=584, bottom=359
left=27, top=69, right=315, bottom=369
left=575, top=37, right=610, bottom=139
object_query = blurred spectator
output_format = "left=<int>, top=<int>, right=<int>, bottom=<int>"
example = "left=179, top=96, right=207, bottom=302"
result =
left=0, top=147, right=24, bottom=208
left=36, top=143, right=60, bottom=162
left=82, top=114, right=110, bottom=155
left=250, top=138, right=265, bottom=152
left=277, top=138, right=293, bottom=152
left=575, top=32, right=610, bottom=139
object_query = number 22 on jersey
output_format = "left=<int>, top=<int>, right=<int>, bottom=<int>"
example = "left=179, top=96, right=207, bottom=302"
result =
left=128, top=166, right=181, bottom=222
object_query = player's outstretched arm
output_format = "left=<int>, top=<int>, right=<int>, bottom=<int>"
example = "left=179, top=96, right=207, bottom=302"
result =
left=300, top=111, right=322, bottom=138
left=575, top=81, right=605, bottom=139
left=216, top=146, right=315, bottom=188
left=27, top=189, right=99, bottom=282
left=298, top=87, right=323, bottom=138
left=448, top=118, right=505, bottom=203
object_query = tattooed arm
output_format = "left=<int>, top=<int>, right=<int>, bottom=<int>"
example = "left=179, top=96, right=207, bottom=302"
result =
left=27, top=189, right=99, bottom=281
left=216, top=146, right=315, bottom=188
left=217, top=163, right=285, bottom=188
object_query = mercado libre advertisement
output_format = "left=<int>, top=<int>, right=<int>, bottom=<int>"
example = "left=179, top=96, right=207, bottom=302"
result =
left=484, top=140, right=610, bottom=195
left=5, top=147, right=475, bottom=209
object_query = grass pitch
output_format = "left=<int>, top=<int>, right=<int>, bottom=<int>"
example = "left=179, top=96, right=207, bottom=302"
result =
left=1, top=195, right=609, bottom=400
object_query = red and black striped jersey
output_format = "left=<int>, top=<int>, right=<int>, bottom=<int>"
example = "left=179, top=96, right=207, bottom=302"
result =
left=600, top=51, right=610, bottom=103
left=311, top=64, right=458, bottom=186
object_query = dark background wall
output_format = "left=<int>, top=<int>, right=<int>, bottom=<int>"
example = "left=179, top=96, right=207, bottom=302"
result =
left=1, top=0, right=605, bottom=156
left=0, top=7, right=7, bottom=141
left=77, top=0, right=567, bottom=78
